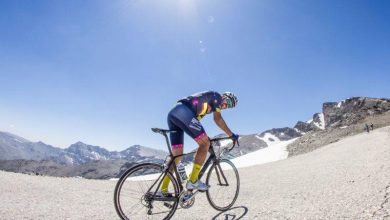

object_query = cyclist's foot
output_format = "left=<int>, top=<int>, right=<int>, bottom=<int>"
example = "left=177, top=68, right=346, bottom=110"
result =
left=186, top=179, right=209, bottom=192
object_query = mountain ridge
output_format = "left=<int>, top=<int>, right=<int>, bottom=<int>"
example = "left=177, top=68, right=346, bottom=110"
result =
left=1, top=96, right=389, bottom=179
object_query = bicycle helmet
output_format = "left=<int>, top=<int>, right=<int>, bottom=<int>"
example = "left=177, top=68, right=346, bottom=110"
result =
left=222, top=92, right=238, bottom=108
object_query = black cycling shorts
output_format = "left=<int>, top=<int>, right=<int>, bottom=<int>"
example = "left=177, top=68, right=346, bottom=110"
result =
left=167, top=103, right=206, bottom=149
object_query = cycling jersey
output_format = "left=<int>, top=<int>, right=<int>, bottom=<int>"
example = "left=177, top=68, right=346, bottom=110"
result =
left=167, top=91, right=223, bottom=149
left=178, top=91, right=223, bottom=120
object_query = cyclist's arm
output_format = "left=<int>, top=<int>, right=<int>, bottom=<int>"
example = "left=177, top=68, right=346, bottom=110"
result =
left=213, top=111, right=233, bottom=137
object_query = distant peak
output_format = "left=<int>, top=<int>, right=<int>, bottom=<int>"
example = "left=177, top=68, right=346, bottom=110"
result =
left=68, top=141, right=88, bottom=148
left=128, top=145, right=143, bottom=149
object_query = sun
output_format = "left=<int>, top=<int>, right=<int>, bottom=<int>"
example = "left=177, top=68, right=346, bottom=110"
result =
left=176, top=0, right=198, bottom=21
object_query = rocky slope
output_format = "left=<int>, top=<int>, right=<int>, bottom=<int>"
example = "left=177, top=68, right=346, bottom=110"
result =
left=323, top=97, right=390, bottom=128
left=287, top=97, right=390, bottom=157
left=0, top=159, right=137, bottom=179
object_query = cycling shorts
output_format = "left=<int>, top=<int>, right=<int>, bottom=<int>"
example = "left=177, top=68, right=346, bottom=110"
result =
left=167, top=102, right=207, bottom=149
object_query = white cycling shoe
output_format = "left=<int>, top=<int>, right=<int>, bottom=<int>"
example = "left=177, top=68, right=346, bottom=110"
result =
left=186, top=180, right=209, bottom=192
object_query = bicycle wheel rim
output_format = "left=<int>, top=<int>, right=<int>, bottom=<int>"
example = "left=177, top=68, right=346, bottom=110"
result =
left=114, top=163, right=179, bottom=220
left=206, top=159, right=240, bottom=211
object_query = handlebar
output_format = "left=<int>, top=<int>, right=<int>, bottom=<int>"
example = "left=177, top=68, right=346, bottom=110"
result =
left=209, top=136, right=240, bottom=155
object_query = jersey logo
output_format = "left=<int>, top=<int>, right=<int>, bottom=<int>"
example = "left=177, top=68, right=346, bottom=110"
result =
left=189, top=118, right=202, bottom=131
left=199, top=102, right=208, bottom=116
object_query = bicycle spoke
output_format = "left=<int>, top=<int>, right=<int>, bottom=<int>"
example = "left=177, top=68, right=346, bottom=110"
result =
left=206, top=159, right=240, bottom=211
left=114, top=163, right=179, bottom=220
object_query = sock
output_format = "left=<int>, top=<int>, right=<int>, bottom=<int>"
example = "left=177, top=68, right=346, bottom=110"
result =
left=161, top=175, right=170, bottom=193
left=189, top=163, right=202, bottom=183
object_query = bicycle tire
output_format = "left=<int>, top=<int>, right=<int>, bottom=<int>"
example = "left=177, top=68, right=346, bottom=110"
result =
left=206, top=159, right=240, bottom=211
left=114, top=163, right=179, bottom=220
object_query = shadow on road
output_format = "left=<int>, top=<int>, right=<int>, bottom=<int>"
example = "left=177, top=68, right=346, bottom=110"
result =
left=211, top=206, right=249, bottom=220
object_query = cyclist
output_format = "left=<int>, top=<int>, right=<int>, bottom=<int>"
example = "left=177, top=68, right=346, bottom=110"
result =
left=160, top=91, right=239, bottom=194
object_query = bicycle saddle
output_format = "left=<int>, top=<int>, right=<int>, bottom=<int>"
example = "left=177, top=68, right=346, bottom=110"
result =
left=151, top=128, right=177, bottom=134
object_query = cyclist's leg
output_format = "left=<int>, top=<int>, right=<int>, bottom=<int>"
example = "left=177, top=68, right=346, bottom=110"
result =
left=168, top=104, right=210, bottom=184
left=161, top=107, right=185, bottom=192
left=190, top=134, right=210, bottom=183
left=168, top=115, right=184, bottom=164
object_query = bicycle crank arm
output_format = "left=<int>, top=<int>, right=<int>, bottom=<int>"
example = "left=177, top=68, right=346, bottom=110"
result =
left=179, top=190, right=198, bottom=209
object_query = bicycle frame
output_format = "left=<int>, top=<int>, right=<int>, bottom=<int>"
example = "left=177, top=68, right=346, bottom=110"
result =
left=114, top=129, right=239, bottom=220
left=146, top=129, right=230, bottom=199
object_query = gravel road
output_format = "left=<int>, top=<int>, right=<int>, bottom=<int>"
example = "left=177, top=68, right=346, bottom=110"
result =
left=1, top=126, right=389, bottom=220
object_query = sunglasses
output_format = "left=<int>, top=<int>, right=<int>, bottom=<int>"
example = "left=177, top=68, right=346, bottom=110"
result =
left=226, top=98, right=234, bottom=108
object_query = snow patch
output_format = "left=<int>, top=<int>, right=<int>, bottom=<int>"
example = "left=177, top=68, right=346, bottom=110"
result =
left=64, top=155, right=74, bottom=164
left=336, top=100, right=345, bottom=108
left=90, top=151, right=107, bottom=160
left=230, top=138, right=297, bottom=168
left=257, top=133, right=281, bottom=146
left=112, top=135, right=297, bottom=181
left=313, top=113, right=325, bottom=130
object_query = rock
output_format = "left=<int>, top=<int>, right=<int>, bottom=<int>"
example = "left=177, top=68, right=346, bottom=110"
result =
left=323, top=97, right=390, bottom=128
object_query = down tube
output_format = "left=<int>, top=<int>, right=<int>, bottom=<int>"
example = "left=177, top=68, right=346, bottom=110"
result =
left=198, top=155, right=215, bottom=180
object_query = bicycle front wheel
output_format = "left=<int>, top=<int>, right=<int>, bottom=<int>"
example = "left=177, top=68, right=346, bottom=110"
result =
left=206, top=159, right=240, bottom=211
left=114, top=163, right=179, bottom=220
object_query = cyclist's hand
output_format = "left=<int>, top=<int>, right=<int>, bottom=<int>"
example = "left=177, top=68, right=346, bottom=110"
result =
left=230, top=133, right=240, bottom=146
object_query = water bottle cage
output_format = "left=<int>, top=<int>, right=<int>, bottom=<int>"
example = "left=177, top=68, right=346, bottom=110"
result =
left=177, top=163, right=188, bottom=181
left=162, top=155, right=173, bottom=171
left=161, top=163, right=169, bottom=172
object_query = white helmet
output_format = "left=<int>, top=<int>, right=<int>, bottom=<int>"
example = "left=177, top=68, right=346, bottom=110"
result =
left=222, top=92, right=238, bottom=108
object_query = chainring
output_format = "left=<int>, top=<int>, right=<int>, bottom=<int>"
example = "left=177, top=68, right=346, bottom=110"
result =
left=179, top=191, right=195, bottom=209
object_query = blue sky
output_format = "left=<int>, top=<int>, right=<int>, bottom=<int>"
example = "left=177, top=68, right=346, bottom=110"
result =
left=1, top=0, right=389, bottom=151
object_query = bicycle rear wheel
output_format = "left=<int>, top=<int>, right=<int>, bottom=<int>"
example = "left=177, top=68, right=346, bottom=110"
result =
left=206, top=159, right=240, bottom=211
left=114, top=163, right=179, bottom=220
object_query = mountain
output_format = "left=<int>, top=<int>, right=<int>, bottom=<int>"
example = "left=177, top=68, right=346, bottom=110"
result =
left=226, top=128, right=301, bottom=158
left=220, top=97, right=390, bottom=162
left=0, top=132, right=65, bottom=162
left=0, top=132, right=167, bottom=166
left=0, top=159, right=136, bottom=179
left=119, top=145, right=167, bottom=162
left=323, top=97, right=390, bottom=128
left=64, top=142, right=115, bottom=164
left=288, top=97, right=390, bottom=156
left=0, top=132, right=168, bottom=179
left=294, top=113, right=325, bottom=133
left=1, top=96, right=389, bottom=179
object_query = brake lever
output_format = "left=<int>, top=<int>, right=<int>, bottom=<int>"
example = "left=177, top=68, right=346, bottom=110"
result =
left=228, top=139, right=239, bottom=153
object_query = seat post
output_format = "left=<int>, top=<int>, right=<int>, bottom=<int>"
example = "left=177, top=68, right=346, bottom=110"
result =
left=163, top=133, right=173, bottom=156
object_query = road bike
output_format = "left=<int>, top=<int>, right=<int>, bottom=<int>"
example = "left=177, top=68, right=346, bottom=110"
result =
left=114, top=128, right=240, bottom=219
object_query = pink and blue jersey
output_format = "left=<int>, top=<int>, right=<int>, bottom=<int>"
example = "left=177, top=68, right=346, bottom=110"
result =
left=178, top=91, right=223, bottom=120
left=167, top=91, right=223, bottom=149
